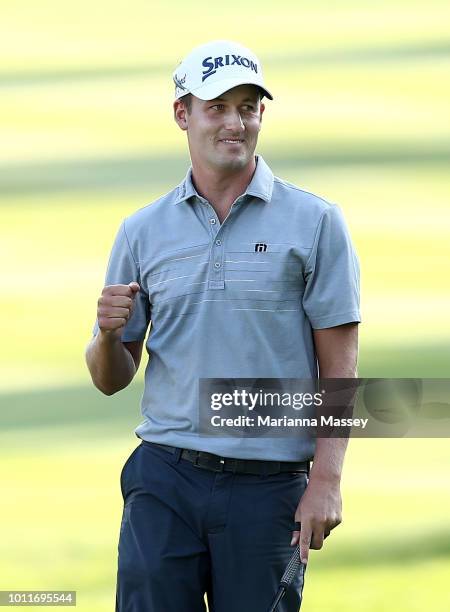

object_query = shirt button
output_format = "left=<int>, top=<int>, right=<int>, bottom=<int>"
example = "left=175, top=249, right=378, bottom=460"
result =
left=210, top=218, right=216, bottom=225
left=215, top=239, right=222, bottom=246
left=214, top=262, right=221, bottom=269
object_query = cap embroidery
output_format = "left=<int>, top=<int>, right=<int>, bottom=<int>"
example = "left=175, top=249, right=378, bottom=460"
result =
left=173, top=73, right=187, bottom=91
left=202, top=55, right=258, bottom=82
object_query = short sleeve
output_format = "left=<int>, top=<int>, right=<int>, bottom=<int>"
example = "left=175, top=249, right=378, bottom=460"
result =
left=302, top=204, right=361, bottom=329
left=92, top=220, right=151, bottom=341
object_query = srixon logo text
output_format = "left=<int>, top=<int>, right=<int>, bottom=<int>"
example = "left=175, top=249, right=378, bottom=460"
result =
left=202, top=55, right=258, bottom=82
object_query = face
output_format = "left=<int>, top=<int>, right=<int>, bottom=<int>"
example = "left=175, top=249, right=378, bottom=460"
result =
left=174, top=84, right=265, bottom=172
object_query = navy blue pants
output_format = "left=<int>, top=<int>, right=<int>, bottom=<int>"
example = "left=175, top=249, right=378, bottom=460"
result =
left=116, top=441, right=309, bottom=612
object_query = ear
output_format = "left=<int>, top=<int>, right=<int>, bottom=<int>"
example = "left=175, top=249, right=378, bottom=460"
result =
left=174, top=99, right=188, bottom=131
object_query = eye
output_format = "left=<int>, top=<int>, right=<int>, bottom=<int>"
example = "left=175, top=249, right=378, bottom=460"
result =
left=211, top=104, right=225, bottom=110
left=242, top=105, right=255, bottom=111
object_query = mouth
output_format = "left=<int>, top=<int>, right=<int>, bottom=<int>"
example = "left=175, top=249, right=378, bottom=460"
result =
left=219, top=139, right=245, bottom=145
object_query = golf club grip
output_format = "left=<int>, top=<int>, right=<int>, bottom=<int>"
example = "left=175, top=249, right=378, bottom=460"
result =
left=266, top=547, right=305, bottom=612
left=280, top=546, right=302, bottom=586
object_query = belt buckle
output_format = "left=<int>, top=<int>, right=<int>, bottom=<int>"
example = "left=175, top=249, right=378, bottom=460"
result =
left=193, top=451, right=225, bottom=473
left=214, top=457, right=226, bottom=473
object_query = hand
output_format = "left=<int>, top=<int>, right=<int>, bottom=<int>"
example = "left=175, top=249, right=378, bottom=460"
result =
left=97, top=282, right=140, bottom=335
left=291, top=476, right=342, bottom=564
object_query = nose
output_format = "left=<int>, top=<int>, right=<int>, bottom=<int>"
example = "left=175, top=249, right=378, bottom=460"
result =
left=223, top=109, right=245, bottom=132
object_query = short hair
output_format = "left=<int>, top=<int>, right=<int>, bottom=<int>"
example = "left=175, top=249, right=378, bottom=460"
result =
left=180, top=93, right=193, bottom=115
left=179, top=90, right=264, bottom=115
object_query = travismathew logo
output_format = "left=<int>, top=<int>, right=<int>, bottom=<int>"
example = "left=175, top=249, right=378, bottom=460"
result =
left=255, top=243, right=267, bottom=252
left=202, top=55, right=258, bottom=82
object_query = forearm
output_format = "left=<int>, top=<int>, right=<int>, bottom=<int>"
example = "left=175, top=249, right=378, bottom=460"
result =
left=311, top=323, right=359, bottom=482
left=291, top=352, right=355, bottom=559
left=311, top=371, right=354, bottom=483
left=85, top=331, right=136, bottom=395
left=310, top=437, right=349, bottom=483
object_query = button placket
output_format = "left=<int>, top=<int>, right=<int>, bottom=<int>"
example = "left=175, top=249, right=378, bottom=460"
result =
left=211, top=228, right=224, bottom=285
left=205, top=197, right=246, bottom=290
left=209, top=210, right=227, bottom=291
left=194, top=198, right=225, bottom=289
left=204, top=203, right=220, bottom=239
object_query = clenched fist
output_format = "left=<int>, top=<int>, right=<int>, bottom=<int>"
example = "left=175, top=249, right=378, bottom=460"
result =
left=97, top=282, right=140, bottom=335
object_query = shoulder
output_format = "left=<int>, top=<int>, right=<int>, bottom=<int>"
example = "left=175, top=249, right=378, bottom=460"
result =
left=273, top=175, right=334, bottom=212
left=271, top=175, right=337, bottom=224
left=122, top=184, right=181, bottom=236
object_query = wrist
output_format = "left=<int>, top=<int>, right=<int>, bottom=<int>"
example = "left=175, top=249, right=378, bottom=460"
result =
left=98, top=328, right=123, bottom=345
left=309, top=464, right=342, bottom=485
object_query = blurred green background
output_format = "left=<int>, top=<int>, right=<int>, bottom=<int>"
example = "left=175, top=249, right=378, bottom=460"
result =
left=1, top=0, right=449, bottom=610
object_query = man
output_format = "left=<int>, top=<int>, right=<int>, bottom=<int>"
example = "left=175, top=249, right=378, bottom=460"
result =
left=86, top=39, right=360, bottom=612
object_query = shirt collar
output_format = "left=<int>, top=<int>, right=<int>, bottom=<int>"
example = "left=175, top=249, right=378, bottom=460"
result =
left=173, top=154, right=274, bottom=205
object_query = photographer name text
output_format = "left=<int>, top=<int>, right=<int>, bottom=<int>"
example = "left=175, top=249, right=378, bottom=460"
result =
left=210, top=415, right=369, bottom=428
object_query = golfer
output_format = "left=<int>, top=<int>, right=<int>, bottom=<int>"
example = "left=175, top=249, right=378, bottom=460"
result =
left=86, top=39, right=360, bottom=612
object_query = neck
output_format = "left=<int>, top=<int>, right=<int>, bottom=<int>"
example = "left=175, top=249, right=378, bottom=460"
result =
left=190, top=157, right=257, bottom=222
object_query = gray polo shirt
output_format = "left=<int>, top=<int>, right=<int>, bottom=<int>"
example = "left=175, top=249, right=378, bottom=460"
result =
left=93, top=155, right=360, bottom=461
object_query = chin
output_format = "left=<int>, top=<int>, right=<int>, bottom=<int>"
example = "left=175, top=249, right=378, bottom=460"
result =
left=214, top=153, right=249, bottom=171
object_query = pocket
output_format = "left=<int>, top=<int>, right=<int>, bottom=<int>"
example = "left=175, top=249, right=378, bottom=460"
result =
left=278, top=470, right=308, bottom=480
left=246, top=470, right=308, bottom=484
left=119, top=444, right=141, bottom=500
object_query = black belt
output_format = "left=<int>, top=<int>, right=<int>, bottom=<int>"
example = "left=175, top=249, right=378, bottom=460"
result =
left=144, top=441, right=310, bottom=476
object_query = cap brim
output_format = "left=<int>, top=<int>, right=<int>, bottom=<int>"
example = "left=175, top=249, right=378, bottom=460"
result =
left=189, top=77, right=273, bottom=101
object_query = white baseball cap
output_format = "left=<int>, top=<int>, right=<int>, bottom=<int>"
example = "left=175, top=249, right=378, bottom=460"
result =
left=172, top=39, right=273, bottom=102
